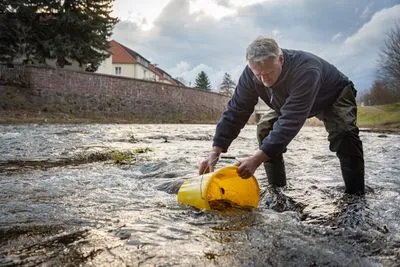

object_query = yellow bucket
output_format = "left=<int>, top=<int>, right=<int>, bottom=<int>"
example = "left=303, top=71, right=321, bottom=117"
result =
left=177, top=166, right=260, bottom=210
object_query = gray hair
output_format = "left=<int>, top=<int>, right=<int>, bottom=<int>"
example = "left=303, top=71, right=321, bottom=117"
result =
left=246, top=37, right=282, bottom=63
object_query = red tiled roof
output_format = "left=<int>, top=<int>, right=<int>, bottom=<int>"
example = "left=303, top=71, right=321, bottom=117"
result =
left=109, top=40, right=182, bottom=85
left=148, top=63, right=157, bottom=72
left=110, top=40, right=137, bottom=64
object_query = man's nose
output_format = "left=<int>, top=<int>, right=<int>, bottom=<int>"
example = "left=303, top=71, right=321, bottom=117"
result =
left=260, top=74, right=269, bottom=84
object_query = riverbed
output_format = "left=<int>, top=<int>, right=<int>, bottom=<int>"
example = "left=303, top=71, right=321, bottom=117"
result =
left=0, top=124, right=399, bottom=266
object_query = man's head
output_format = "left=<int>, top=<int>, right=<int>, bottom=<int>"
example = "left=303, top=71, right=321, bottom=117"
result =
left=246, top=37, right=284, bottom=87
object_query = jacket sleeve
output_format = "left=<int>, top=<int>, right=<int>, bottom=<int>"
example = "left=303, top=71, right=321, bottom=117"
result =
left=261, top=68, right=321, bottom=158
left=212, top=66, right=259, bottom=152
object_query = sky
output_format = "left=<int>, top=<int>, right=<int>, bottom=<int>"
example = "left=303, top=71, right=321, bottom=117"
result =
left=111, top=0, right=400, bottom=92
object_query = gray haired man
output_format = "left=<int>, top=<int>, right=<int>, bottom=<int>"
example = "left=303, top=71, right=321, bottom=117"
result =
left=199, top=37, right=365, bottom=195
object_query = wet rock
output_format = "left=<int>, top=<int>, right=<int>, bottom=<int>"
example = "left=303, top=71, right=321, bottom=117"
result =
left=115, top=230, right=131, bottom=240
left=127, top=240, right=141, bottom=246
left=182, top=135, right=213, bottom=141
left=128, top=135, right=139, bottom=143
left=0, top=251, right=18, bottom=266
left=147, top=135, right=170, bottom=142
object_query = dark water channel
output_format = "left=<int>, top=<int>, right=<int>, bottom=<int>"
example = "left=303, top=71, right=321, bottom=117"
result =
left=0, top=124, right=399, bottom=266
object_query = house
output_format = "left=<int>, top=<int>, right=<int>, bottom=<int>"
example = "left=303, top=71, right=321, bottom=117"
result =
left=155, top=66, right=185, bottom=86
left=96, top=40, right=182, bottom=86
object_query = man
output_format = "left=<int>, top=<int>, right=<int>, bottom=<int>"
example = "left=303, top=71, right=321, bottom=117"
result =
left=199, top=37, right=365, bottom=195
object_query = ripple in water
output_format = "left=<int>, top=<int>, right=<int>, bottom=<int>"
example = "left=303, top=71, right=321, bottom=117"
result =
left=0, top=124, right=399, bottom=266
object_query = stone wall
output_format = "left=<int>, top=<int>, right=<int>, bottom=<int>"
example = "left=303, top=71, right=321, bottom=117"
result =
left=1, top=66, right=231, bottom=123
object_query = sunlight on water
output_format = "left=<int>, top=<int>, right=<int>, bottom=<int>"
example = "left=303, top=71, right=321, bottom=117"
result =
left=0, top=124, right=399, bottom=266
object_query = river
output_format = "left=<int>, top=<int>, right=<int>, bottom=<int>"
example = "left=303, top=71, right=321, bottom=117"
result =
left=0, top=124, right=399, bottom=266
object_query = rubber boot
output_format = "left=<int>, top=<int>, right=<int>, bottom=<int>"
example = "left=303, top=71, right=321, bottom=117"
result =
left=339, top=155, right=365, bottom=195
left=264, top=154, right=286, bottom=187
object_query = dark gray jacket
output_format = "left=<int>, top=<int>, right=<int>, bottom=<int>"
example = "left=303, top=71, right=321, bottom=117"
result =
left=213, top=49, right=352, bottom=158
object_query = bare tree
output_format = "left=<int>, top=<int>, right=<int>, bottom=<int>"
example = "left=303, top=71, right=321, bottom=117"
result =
left=378, top=22, right=400, bottom=95
left=362, top=80, right=396, bottom=105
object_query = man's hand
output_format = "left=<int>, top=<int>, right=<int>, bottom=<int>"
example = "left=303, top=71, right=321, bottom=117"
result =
left=234, top=150, right=270, bottom=178
left=199, top=148, right=223, bottom=175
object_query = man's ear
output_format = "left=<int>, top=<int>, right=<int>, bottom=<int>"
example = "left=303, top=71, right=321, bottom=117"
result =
left=279, top=54, right=284, bottom=64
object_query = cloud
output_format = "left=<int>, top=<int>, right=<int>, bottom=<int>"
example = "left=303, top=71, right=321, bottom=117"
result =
left=344, top=4, right=400, bottom=56
left=215, top=0, right=233, bottom=8
left=168, top=61, right=244, bottom=90
left=111, top=0, right=400, bottom=92
left=360, top=3, right=374, bottom=19
left=331, top=32, right=342, bottom=42
left=113, top=0, right=256, bottom=88
left=190, top=0, right=236, bottom=19
left=272, top=29, right=282, bottom=40
left=168, top=61, right=208, bottom=87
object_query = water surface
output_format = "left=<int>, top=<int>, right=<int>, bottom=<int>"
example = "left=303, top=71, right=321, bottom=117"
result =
left=0, top=124, right=399, bottom=266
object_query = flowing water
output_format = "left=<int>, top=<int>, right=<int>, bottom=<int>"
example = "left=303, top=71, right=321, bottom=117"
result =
left=0, top=124, right=399, bottom=266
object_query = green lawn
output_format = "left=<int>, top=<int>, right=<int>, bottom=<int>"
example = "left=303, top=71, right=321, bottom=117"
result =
left=358, top=102, right=400, bottom=128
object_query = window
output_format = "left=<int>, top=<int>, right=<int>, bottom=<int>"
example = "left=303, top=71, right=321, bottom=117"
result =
left=115, top=66, right=121, bottom=75
left=138, top=57, right=149, bottom=68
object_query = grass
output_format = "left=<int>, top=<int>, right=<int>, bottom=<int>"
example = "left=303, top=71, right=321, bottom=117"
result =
left=0, top=110, right=219, bottom=124
left=357, top=102, right=400, bottom=128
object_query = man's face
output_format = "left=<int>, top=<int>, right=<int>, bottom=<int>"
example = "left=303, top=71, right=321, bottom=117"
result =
left=249, top=55, right=284, bottom=87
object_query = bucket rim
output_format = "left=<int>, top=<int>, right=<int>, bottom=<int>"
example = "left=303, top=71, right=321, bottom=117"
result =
left=211, top=165, right=260, bottom=191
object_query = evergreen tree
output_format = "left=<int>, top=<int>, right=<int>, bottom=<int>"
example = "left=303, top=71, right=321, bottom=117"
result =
left=195, top=71, right=211, bottom=91
left=0, top=0, right=48, bottom=64
left=219, top=72, right=236, bottom=97
left=56, top=0, right=118, bottom=70
left=0, top=0, right=118, bottom=71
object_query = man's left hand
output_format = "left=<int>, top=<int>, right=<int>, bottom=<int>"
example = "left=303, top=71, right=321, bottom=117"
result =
left=234, top=150, right=270, bottom=178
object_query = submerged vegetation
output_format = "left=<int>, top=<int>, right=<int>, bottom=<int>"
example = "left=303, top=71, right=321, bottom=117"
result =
left=0, top=147, right=152, bottom=173
left=74, top=148, right=152, bottom=165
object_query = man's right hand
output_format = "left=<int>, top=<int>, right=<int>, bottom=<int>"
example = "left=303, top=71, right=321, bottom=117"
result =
left=199, top=151, right=221, bottom=175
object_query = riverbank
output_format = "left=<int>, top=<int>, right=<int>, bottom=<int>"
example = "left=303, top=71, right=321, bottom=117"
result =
left=0, top=110, right=219, bottom=124
left=1, top=104, right=399, bottom=134
left=357, top=103, right=400, bottom=133
left=305, top=102, right=400, bottom=134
